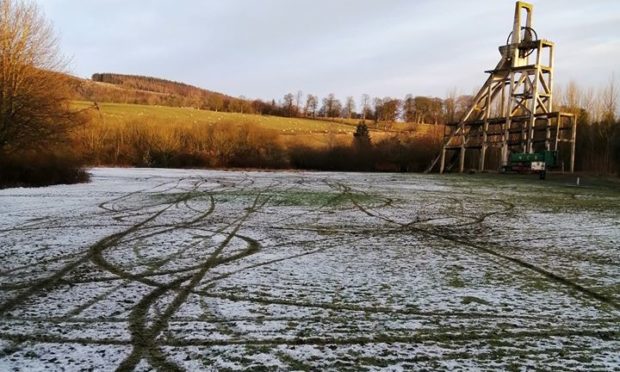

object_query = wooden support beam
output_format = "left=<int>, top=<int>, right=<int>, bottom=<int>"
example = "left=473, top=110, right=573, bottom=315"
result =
left=430, top=1, right=574, bottom=174
left=570, top=115, right=577, bottom=173
left=480, top=84, right=492, bottom=171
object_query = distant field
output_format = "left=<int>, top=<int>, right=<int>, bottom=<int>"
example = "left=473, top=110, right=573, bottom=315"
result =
left=72, top=102, right=441, bottom=149
left=73, top=101, right=357, bottom=134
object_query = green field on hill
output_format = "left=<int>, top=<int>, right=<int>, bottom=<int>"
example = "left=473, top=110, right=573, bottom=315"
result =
left=72, top=101, right=441, bottom=151
left=73, top=101, right=358, bottom=134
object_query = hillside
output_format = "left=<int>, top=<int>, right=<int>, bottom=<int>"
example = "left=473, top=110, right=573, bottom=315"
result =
left=91, top=73, right=221, bottom=98
left=69, top=73, right=443, bottom=136
left=74, top=101, right=354, bottom=133
left=73, top=101, right=441, bottom=148
left=69, top=101, right=441, bottom=170
left=70, top=73, right=251, bottom=112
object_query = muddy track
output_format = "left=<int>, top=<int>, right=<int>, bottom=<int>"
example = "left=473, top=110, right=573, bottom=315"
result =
left=6, top=312, right=616, bottom=325
left=1, top=328, right=616, bottom=349
left=416, top=225, right=620, bottom=311
left=0, top=176, right=267, bottom=367
left=2, top=172, right=618, bottom=370
left=167, top=328, right=620, bottom=348
left=0, top=204, right=172, bottom=316
left=338, top=182, right=620, bottom=311
left=67, top=232, right=358, bottom=286
left=116, top=193, right=271, bottom=371
left=63, top=281, right=128, bottom=318
left=0, top=180, right=216, bottom=290
left=98, top=179, right=186, bottom=213
left=87, top=194, right=217, bottom=291
left=293, top=344, right=620, bottom=368
left=195, top=292, right=611, bottom=322
left=0, top=251, right=83, bottom=280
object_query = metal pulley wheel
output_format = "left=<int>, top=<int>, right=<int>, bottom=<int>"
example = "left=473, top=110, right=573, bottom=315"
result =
left=506, top=26, right=539, bottom=57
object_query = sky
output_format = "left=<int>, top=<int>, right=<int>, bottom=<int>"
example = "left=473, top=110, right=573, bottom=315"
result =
left=36, top=0, right=620, bottom=102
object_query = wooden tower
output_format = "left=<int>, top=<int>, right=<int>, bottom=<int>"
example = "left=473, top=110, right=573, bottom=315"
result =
left=430, top=1, right=576, bottom=174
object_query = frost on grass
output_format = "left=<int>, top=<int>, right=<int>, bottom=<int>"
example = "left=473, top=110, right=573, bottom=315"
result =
left=0, top=168, right=618, bottom=370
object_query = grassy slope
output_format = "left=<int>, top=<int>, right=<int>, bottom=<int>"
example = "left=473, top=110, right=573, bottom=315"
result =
left=73, top=101, right=357, bottom=133
left=73, top=101, right=443, bottom=149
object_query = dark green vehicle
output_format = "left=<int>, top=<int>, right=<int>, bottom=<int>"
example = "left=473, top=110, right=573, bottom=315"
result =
left=502, top=151, right=557, bottom=179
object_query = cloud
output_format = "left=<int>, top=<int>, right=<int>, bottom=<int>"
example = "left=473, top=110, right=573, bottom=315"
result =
left=36, top=0, right=620, bottom=100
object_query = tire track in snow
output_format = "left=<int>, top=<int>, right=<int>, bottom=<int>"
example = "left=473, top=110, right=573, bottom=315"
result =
left=116, top=193, right=271, bottom=371
left=0, top=205, right=172, bottom=316
left=339, top=182, right=620, bottom=311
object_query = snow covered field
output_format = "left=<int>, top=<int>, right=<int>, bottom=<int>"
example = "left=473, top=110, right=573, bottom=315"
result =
left=0, top=168, right=618, bottom=371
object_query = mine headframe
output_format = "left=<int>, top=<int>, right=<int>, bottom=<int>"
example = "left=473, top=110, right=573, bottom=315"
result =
left=428, top=1, right=576, bottom=174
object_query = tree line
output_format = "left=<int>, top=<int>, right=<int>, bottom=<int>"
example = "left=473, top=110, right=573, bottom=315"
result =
left=80, top=74, right=470, bottom=125
left=226, top=92, right=473, bottom=125
left=84, top=73, right=254, bottom=113
left=555, top=80, right=620, bottom=174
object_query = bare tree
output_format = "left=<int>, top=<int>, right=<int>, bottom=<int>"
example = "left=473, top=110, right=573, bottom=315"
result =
left=282, top=93, right=296, bottom=117
left=455, top=95, right=474, bottom=122
left=304, top=94, right=318, bottom=118
left=360, top=93, right=370, bottom=122
left=600, top=75, right=618, bottom=124
left=343, top=96, right=356, bottom=119
left=295, top=90, right=303, bottom=116
left=561, top=81, right=581, bottom=115
left=443, top=89, right=458, bottom=123
left=581, top=87, right=596, bottom=122
left=381, top=97, right=401, bottom=123
left=0, top=0, right=82, bottom=154
left=599, top=75, right=618, bottom=171
left=403, top=94, right=415, bottom=123
left=373, top=97, right=383, bottom=123
left=321, top=93, right=341, bottom=118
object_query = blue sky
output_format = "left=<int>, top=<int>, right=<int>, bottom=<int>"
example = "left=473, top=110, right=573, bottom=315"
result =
left=36, top=0, right=620, bottom=101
